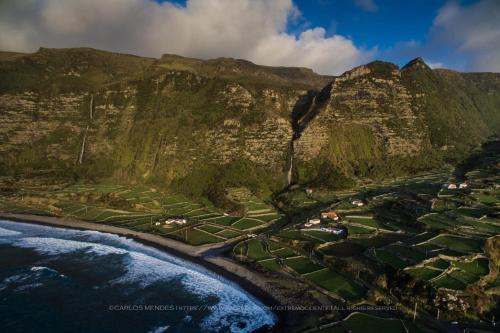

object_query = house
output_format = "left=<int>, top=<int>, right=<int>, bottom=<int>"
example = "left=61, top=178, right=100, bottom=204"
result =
left=321, top=211, right=339, bottom=221
left=164, top=217, right=187, bottom=225
left=308, top=218, right=321, bottom=225
left=459, top=183, right=468, bottom=189
left=352, top=200, right=364, bottom=207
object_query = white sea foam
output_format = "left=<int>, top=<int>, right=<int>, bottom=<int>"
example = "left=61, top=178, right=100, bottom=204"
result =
left=0, top=220, right=276, bottom=331
left=147, top=325, right=170, bottom=333
left=113, top=250, right=275, bottom=332
left=0, top=226, right=22, bottom=236
left=15, top=283, right=44, bottom=292
left=14, top=237, right=128, bottom=256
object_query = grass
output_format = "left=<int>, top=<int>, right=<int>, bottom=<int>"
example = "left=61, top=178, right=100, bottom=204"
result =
left=276, top=229, right=312, bottom=242
left=346, top=224, right=374, bottom=235
left=231, top=218, right=263, bottom=230
left=428, top=235, right=483, bottom=253
left=285, top=256, right=324, bottom=274
left=452, top=258, right=489, bottom=275
left=301, top=230, right=341, bottom=243
left=197, top=224, right=223, bottom=234
left=345, top=216, right=382, bottom=228
left=406, top=267, right=442, bottom=280
left=341, top=313, right=417, bottom=333
left=306, top=268, right=366, bottom=300
left=384, top=244, right=428, bottom=262
left=373, top=249, right=409, bottom=269
left=257, top=258, right=281, bottom=271
left=433, top=275, right=467, bottom=290
left=215, top=229, right=242, bottom=239
left=246, top=239, right=272, bottom=261
left=271, top=247, right=296, bottom=258
left=209, top=216, right=239, bottom=226
left=170, top=228, right=224, bottom=245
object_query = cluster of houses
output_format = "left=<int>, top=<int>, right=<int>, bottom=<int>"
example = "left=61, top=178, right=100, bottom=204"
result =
left=154, top=217, right=187, bottom=226
left=443, top=182, right=468, bottom=190
left=303, top=210, right=347, bottom=236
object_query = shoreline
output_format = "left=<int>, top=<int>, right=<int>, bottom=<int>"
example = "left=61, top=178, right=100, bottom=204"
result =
left=0, top=212, right=287, bottom=332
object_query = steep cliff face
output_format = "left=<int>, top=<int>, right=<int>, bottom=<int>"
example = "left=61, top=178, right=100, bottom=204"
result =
left=0, top=48, right=499, bottom=197
left=292, top=58, right=500, bottom=185
left=0, top=48, right=326, bottom=195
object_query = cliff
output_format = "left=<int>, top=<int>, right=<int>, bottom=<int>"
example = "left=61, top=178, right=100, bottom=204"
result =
left=0, top=48, right=499, bottom=199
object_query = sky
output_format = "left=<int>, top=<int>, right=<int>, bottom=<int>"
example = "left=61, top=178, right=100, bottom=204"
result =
left=0, top=0, right=499, bottom=75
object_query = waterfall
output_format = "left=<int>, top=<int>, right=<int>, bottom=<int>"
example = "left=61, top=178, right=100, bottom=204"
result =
left=78, top=125, right=89, bottom=164
left=287, top=141, right=294, bottom=186
left=298, top=95, right=316, bottom=129
left=78, top=95, right=94, bottom=164
left=89, top=94, right=94, bottom=120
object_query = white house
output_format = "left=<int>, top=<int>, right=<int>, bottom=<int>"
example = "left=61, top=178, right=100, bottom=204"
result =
left=309, top=218, right=321, bottom=225
left=447, top=183, right=457, bottom=190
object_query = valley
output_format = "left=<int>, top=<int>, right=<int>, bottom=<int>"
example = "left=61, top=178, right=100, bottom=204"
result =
left=0, top=47, right=499, bottom=332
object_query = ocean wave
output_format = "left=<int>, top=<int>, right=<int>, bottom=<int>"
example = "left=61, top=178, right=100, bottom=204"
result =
left=147, top=325, right=170, bottom=333
left=13, top=237, right=128, bottom=256
left=113, top=250, right=275, bottom=332
left=0, top=220, right=276, bottom=331
left=0, top=226, right=22, bottom=237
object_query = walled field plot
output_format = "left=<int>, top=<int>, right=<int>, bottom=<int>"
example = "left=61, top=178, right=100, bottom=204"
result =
left=427, top=234, right=483, bottom=254
left=284, top=256, right=324, bottom=275
left=405, top=255, right=490, bottom=290
left=169, top=227, right=225, bottom=246
left=224, top=187, right=282, bottom=230
left=305, top=268, right=366, bottom=300
left=0, top=184, right=257, bottom=245
left=317, top=312, right=421, bottom=333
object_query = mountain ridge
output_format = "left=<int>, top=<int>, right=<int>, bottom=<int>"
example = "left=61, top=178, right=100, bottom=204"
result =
left=0, top=47, right=499, bottom=202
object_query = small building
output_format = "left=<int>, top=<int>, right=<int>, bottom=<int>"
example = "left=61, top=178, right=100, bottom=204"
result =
left=443, top=183, right=457, bottom=190
left=164, top=217, right=187, bottom=225
left=321, top=211, right=339, bottom=221
left=352, top=200, right=364, bottom=207
left=459, top=183, right=468, bottom=189
left=308, top=218, right=321, bottom=225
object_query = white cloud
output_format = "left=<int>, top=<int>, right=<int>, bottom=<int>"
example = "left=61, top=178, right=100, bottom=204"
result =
left=354, top=0, right=378, bottom=12
left=431, top=0, right=500, bottom=72
left=0, top=0, right=374, bottom=75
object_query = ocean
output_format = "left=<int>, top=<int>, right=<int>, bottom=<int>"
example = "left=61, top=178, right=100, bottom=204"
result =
left=0, top=220, right=276, bottom=333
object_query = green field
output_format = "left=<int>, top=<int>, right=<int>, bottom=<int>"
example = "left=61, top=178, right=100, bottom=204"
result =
left=285, top=256, right=324, bottom=274
left=306, top=268, right=366, bottom=300
left=319, top=313, right=422, bottom=333
left=428, top=235, right=483, bottom=253
left=232, top=218, right=264, bottom=230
